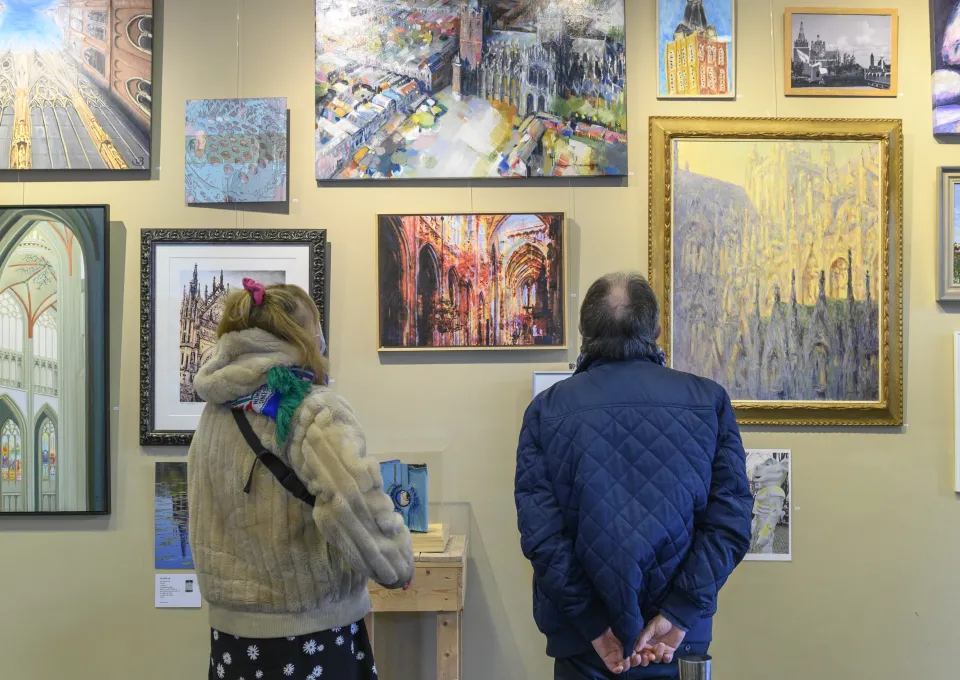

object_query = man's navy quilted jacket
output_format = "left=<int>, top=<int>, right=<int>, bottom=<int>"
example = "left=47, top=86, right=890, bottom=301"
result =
left=515, top=355, right=753, bottom=660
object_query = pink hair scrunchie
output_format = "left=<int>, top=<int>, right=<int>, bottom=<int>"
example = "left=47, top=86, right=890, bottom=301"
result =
left=242, top=278, right=265, bottom=306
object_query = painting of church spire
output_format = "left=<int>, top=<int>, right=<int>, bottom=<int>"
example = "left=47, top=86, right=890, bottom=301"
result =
left=658, top=0, right=734, bottom=98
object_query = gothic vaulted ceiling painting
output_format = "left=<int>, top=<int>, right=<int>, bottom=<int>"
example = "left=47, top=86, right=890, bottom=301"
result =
left=0, top=1, right=153, bottom=171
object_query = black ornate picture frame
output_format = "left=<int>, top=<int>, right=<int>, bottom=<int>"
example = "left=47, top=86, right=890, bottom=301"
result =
left=140, top=229, right=327, bottom=446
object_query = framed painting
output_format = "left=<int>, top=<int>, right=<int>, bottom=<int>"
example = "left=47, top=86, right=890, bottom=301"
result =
left=315, top=1, right=627, bottom=180
left=933, top=0, right=960, bottom=134
left=0, top=1, right=153, bottom=170
left=0, top=205, right=110, bottom=515
left=649, top=117, right=903, bottom=426
left=938, top=168, right=960, bottom=301
left=185, top=98, right=288, bottom=204
left=744, top=450, right=791, bottom=562
left=378, top=213, right=565, bottom=350
left=155, top=462, right=193, bottom=569
left=784, top=8, right=898, bottom=97
left=140, top=229, right=327, bottom=446
left=656, top=0, right=735, bottom=99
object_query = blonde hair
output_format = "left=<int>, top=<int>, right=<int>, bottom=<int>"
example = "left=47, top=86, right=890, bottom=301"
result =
left=218, top=283, right=327, bottom=384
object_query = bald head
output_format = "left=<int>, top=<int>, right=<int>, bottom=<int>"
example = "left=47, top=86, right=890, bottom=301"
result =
left=579, top=272, right=661, bottom=360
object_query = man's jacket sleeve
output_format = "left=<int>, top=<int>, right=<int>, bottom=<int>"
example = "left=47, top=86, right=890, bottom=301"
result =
left=515, top=399, right=609, bottom=643
left=659, top=389, right=753, bottom=631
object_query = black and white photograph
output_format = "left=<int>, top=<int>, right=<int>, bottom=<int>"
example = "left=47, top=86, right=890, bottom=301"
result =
left=785, top=8, right=898, bottom=96
left=745, top=450, right=792, bottom=562
left=140, top=230, right=326, bottom=446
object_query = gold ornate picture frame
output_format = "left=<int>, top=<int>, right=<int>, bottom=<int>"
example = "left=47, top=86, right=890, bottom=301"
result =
left=648, top=117, right=903, bottom=426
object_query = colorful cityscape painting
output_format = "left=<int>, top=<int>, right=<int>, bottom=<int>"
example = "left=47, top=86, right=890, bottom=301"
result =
left=671, top=139, right=883, bottom=403
left=154, top=462, right=193, bottom=570
left=657, top=0, right=734, bottom=98
left=185, top=98, right=288, bottom=203
left=378, top=213, right=565, bottom=349
left=316, top=0, right=627, bottom=180
left=0, top=0, right=153, bottom=170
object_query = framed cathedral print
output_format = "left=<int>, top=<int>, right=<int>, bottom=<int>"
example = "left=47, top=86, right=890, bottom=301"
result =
left=0, top=205, right=110, bottom=514
left=0, top=1, right=154, bottom=171
left=140, top=229, right=326, bottom=446
left=648, top=117, right=903, bottom=426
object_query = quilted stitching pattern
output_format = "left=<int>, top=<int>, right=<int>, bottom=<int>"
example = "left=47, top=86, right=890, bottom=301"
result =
left=515, top=357, right=753, bottom=656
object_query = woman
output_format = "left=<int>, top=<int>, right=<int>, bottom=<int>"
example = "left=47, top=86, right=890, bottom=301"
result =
left=188, top=279, right=414, bottom=680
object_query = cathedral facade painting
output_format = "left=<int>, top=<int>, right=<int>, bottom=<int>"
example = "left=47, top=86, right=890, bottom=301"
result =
left=185, top=98, right=288, bottom=204
left=657, top=0, right=734, bottom=98
left=378, top=213, right=564, bottom=350
left=0, top=1, right=153, bottom=170
left=315, top=0, right=626, bottom=180
left=140, top=230, right=327, bottom=445
left=649, top=118, right=903, bottom=426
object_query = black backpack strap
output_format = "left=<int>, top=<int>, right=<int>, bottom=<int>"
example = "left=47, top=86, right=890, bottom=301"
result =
left=230, top=409, right=316, bottom=508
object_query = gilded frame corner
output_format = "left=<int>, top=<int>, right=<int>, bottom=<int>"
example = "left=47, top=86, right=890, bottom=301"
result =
left=648, top=117, right=903, bottom=427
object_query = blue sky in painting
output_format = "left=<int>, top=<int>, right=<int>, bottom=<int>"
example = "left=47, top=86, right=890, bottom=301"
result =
left=0, top=0, right=61, bottom=51
left=954, top=183, right=960, bottom=246
left=657, top=0, right=733, bottom=95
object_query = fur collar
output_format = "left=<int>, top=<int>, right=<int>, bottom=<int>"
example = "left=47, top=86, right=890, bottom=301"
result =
left=194, top=328, right=301, bottom=405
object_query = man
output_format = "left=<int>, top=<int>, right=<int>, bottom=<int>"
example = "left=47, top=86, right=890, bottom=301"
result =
left=515, top=272, right=753, bottom=679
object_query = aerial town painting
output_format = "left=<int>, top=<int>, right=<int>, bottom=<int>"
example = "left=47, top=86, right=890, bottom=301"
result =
left=671, top=139, right=883, bottom=404
left=378, top=213, right=565, bottom=349
left=315, top=0, right=627, bottom=180
left=0, top=0, right=153, bottom=170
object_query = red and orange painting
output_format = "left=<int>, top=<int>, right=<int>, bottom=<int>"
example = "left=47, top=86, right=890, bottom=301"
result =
left=378, top=213, right=565, bottom=350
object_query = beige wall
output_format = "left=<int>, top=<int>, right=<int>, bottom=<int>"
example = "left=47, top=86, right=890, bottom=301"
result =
left=1, top=0, right=956, bottom=678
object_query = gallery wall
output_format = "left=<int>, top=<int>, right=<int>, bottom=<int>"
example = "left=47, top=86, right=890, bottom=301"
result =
left=1, top=0, right=957, bottom=679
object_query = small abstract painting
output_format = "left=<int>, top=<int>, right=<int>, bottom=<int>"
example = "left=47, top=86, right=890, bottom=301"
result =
left=744, top=450, right=791, bottom=562
left=648, top=117, right=904, bottom=426
left=378, top=213, right=565, bottom=350
left=315, top=0, right=627, bottom=179
left=934, top=0, right=960, bottom=133
left=185, top=98, right=288, bottom=203
left=155, top=462, right=193, bottom=570
left=380, top=461, right=428, bottom=533
left=657, top=0, right=735, bottom=98
left=785, top=8, right=898, bottom=97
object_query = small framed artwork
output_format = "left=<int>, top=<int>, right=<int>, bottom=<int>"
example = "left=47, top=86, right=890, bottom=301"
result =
left=656, top=0, right=736, bottom=99
left=744, top=450, right=791, bottom=562
left=378, top=213, right=565, bottom=351
left=533, top=371, right=574, bottom=398
left=784, top=8, right=898, bottom=97
left=140, top=229, right=326, bottom=446
left=185, top=98, right=288, bottom=204
left=939, top=168, right=960, bottom=302
left=933, top=0, right=960, bottom=134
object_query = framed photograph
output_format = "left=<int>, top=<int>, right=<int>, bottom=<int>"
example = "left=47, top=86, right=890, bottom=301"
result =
left=938, top=168, right=960, bottom=301
left=0, top=1, right=153, bottom=170
left=140, top=229, right=326, bottom=446
left=933, top=0, right=960, bottom=134
left=656, top=0, right=735, bottom=99
left=185, top=98, right=288, bottom=204
left=378, top=213, right=565, bottom=350
left=315, top=1, right=627, bottom=180
left=155, top=462, right=193, bottom=569
left=744, top=450, right=791, bottom=562
left=649, top=117, right=903, bottom=426
left=0, top=206, right=110, bottom=515
left=784, top=8, right=898, bottom=97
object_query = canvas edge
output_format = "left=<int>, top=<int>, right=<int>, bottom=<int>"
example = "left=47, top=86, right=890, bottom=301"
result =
left=648, top=116, right=903, bottom=427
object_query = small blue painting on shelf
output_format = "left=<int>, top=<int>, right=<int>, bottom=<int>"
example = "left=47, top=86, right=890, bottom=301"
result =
left=155, top=462, right=194, bottom=569
left=380, top=461, right=428, bottom=533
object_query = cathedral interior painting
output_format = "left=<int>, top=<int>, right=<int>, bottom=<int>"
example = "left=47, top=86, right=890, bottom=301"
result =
left=378, top=212, right=564, bottom=350
left=0, top=0, right=153, bottom=170
left=0, top=206, right=109, bottom=513
left=185, top=98, right=288, bottom=204
left=670, top=138, right=884, bottom=405
left=315, top=0, right=626, bottom=180
left=179, top=266, right=285, bottom=403
left=657, top=0, right=734, bottom=98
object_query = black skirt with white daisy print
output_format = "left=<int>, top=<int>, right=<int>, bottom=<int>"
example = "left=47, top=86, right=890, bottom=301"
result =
left=209, top=620, right=377, bottom=680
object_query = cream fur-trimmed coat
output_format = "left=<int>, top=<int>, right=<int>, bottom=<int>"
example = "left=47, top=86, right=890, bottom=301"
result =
left=188, top=328, right=414, bottom=639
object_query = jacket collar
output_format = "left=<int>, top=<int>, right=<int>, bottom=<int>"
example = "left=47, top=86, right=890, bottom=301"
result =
left=574, top=353, right=662, bottom=375
left=193, top=328, right=301, bottom=405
